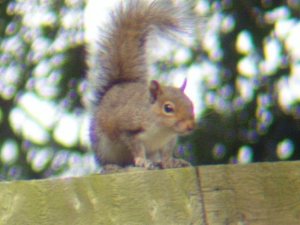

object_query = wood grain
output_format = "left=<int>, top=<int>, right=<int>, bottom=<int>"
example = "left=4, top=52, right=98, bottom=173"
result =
left=0, top=167, right=203, bottom=225
left=1, top=161, right=300, bottom=224
left=198, top=161, right=300, bottom=225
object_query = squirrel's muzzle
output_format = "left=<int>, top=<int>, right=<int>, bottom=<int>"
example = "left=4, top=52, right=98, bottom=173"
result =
left=176, top=119, right=195, bottom=135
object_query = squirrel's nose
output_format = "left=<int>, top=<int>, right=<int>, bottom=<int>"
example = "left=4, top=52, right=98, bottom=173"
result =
left=187, top=124, right=194, bottom=132
left=177, top=119, right=195, bottom=135
left=185, top=120, right=195, bottom=132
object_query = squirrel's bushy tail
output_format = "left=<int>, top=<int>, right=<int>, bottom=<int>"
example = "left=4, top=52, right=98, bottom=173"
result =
left=87, top=0, right=193, bottom=107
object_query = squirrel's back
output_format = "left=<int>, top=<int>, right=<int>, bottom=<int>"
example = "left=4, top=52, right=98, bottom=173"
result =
left=87, top=0, right=192, bottom=106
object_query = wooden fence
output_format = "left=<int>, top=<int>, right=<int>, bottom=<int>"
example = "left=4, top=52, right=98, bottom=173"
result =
left=0, top=161, right=300, bottom=225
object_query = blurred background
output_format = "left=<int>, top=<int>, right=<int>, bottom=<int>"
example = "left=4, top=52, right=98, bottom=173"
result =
left=0, top=0, right=300, bottom=180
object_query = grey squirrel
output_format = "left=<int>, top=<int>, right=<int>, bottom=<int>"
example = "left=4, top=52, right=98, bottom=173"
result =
left=88, top=0, right=196, bottom=170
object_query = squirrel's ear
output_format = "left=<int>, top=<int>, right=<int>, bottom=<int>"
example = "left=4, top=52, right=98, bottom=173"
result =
left=180, top=78, right=187, bottom=92
left=150, top=80, right=162, bottom=103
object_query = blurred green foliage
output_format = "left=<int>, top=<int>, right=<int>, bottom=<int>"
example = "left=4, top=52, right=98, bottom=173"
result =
left=0, top=0, right=87, bottom=179
left=0, top=0, right=300, bottom=180
left=183, top=0, right=300, bottom=165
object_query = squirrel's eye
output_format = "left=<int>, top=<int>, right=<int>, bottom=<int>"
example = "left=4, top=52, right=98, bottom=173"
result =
left=163, top=102, right=175, bottom=115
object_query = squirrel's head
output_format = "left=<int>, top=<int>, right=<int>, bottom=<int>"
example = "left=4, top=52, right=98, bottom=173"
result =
left=149, top=79, right=195, bottom=135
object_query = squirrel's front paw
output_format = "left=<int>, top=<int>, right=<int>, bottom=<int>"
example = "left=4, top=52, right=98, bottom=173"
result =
left=101, top=164, right=123, bottom=174
left=161, top=158, right=191, bottom=169
left=134, top=157, right=158, bottom=169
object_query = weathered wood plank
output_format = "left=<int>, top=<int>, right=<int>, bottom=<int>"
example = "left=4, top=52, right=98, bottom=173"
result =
left=2, top=161, right=300, bottom=225
left=198, top=161, right=300, bottom=225
left=0, top=167, right=203, bottom=225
